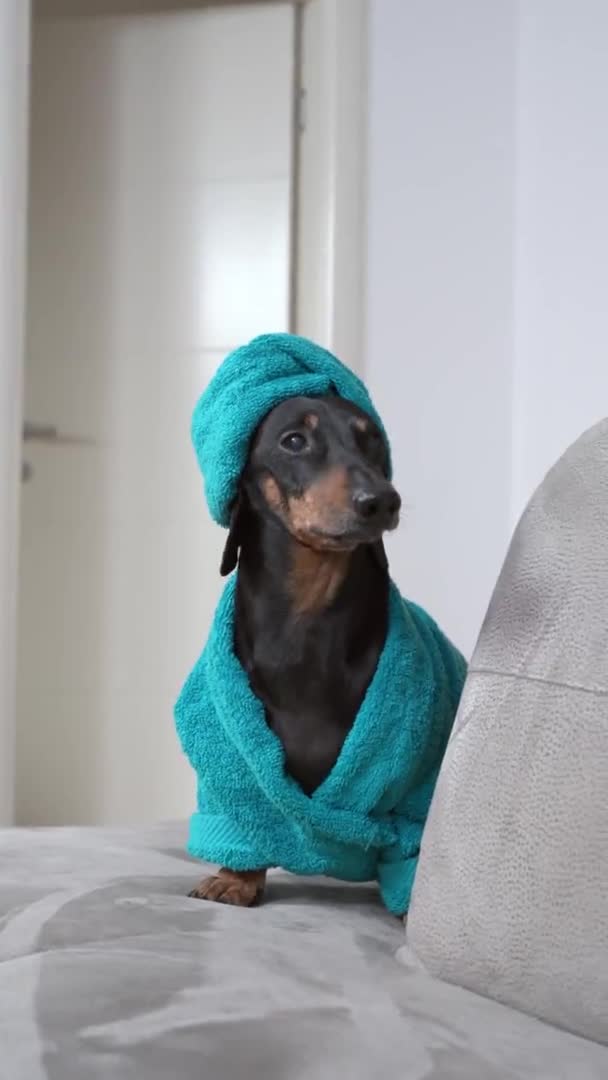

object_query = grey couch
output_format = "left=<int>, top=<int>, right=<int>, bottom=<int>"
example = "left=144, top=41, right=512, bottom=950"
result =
left=1, top=421, right=607, bottom=1078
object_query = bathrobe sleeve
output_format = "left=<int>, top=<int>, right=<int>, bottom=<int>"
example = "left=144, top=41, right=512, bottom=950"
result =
left=377, top=602, right=468, bottom=915
left=377, top=773, right=438, bottom=915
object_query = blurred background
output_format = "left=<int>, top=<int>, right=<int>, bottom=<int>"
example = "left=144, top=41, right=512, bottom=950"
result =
left=1, top=0, right=607, bottom=829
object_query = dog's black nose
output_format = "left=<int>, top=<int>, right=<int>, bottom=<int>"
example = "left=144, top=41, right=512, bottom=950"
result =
left=353, top=488, right=401, bottom=522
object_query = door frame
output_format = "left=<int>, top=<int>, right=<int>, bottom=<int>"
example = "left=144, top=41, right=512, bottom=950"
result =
left=0, top=0, right=30, bottom=827
left=1, top=0, right=368, bottom=825
left=293, top=0, right=368, bottom=376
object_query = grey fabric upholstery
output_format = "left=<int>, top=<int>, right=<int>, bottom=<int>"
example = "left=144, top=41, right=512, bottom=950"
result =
left=407, top=419, right=608, bottom=1045
left=1, top=823, right=607, bottom=1079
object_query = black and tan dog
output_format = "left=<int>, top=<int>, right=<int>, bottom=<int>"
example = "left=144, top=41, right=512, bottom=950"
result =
left=189, top=394, right=401, bottom=906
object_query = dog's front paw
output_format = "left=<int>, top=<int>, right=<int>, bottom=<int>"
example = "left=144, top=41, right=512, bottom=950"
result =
left=188, top=868, right=266, bottom=907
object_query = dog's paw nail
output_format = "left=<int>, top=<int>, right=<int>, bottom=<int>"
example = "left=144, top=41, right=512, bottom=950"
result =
left=187, top=874, right=264, bottom=907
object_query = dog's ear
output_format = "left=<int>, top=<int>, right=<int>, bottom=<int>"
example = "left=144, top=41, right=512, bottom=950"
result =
left=220, top=492, right=246, bottom=576
left=370, top=539, right=389, bottom=575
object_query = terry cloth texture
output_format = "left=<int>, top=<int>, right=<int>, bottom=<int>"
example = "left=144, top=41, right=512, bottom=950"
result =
left=176, top=576, right=466, bottom=915
left=191, top=333, right=391, bottom=527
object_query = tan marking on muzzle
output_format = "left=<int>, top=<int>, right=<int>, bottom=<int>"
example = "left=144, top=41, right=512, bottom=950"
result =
left=261, top=475, right=283, bottom=512
left=287, top=466, right=350, bottom=534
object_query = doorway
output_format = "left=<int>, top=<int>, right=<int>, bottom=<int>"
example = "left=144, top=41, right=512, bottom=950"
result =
left=17, top=1, right=295, bottom=824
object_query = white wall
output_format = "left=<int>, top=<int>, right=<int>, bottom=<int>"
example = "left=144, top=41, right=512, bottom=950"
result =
left=512, top=0, right=608, bottom=523
left=366, top=0, right=608, bottom=657
left=366, top=0, right=517, bottom=656
left=0, top=1, right=29, bottom=826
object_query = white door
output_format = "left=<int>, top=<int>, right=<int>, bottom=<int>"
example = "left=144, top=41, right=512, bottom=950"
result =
left=17, top=3, right=294, bottom=825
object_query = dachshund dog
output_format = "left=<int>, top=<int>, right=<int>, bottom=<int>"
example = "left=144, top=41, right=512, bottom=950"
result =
left=189, top=395, right=401, bottom=906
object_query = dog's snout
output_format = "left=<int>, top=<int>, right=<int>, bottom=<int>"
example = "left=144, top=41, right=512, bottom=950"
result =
left=353, top=486, right=401, bottom=524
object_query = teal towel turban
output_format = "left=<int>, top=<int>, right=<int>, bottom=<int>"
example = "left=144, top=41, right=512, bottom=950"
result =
left=191, top=333, right=391, bottom=527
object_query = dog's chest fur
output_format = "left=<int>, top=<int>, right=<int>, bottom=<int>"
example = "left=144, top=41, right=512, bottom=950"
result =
left=235, top=548, right=388, bottom=795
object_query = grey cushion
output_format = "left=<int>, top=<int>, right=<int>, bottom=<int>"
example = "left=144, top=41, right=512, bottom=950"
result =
left=1, top=822, right=607, bottom=1079
left=407, top=419, right=608, bottom=1044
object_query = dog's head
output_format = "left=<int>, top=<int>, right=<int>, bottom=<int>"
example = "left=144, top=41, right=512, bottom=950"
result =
left=221, top=395, right=400, bottom=575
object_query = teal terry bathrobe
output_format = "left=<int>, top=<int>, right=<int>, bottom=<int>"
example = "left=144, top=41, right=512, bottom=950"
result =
left=175, top=334, right=466, bottom=915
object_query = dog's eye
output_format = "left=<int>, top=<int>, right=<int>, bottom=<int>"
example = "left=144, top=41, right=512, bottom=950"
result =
left=280, top=432, right=308, bottom=453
